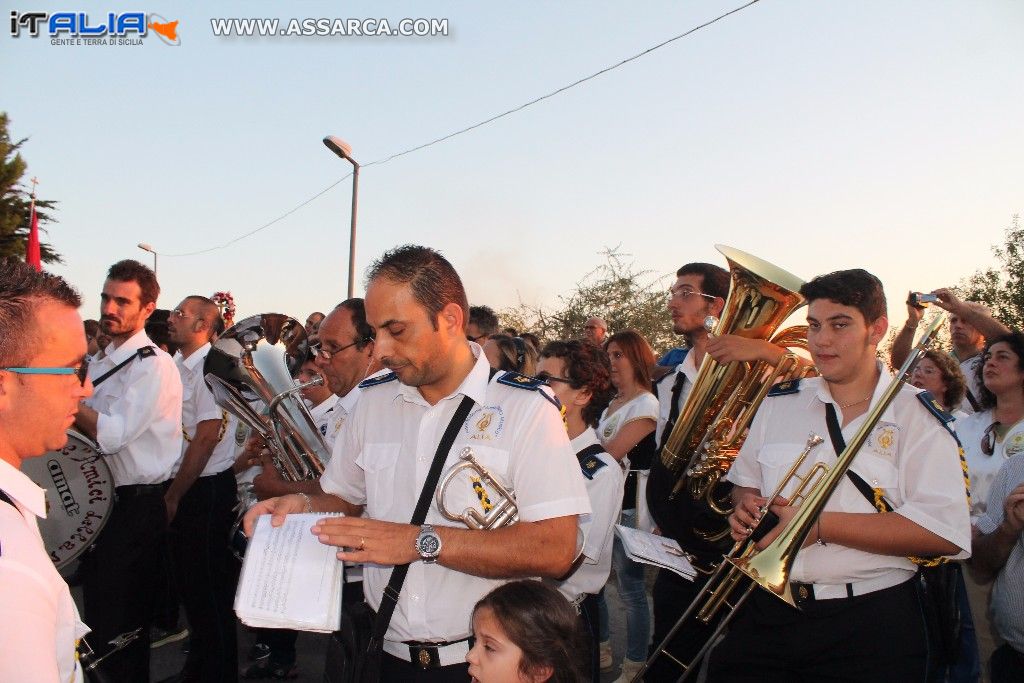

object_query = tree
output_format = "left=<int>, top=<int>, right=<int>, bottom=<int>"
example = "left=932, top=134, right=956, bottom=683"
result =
left=0, top=112, right=63, bottom=265
left=958, top=214, right=1024, bottom=330
left=499, top=247, right=677, bottom=354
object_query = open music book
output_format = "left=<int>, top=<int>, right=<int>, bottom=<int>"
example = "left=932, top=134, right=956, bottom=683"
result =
left=615, top=524, right=698, bottom=580
left=234, top=513, right=345, bottom=632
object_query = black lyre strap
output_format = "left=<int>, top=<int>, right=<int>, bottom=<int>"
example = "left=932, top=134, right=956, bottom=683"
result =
left=824, top=402, right=893, bottom=512
left=365, top=393, right=477, bottom=655
left=91, top=346, right=156, bottom=387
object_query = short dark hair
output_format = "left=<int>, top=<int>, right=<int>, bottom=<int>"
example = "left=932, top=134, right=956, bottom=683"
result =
left=0, top=259, right=82, bottom=367
left=977, top=331, right=1024, bottom=410
left=366, top=245, right=468, bottom=331
left=799, top=269, right=886, bottom=323
left=84, top=319, right=100, bottom=338
left=183, top=295, right=223, bottom=340
left=469, top=305, right=499, bottom=337
left=605, top=329, right=656, bottom=389
left=540, top=340, right=615, bottom=427
left=920, top=350, right=966, bottom=411
left=473, top=580, right=588, bottom=683
left=677, top=262, right=730, bottom=300
left=487, top=334, right=538, bottom=375
left=107, top=259, right=160, bottom=305
left=335, top=298, right=374, bottom=351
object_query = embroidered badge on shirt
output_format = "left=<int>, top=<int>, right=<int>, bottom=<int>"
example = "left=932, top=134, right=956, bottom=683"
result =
left=602, top=414, right=621, bottom=440
left=869, top=423, right=900, bottom=458
left=1006, top=431, right=1024, bottom=458
left=464, top=406, right=505, bottom=441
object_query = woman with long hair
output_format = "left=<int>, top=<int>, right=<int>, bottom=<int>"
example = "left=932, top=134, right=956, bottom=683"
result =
left=596, top=330, right=658, bottom=682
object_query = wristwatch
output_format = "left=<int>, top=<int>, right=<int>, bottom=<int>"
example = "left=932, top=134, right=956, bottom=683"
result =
left=415, top=524, right=442, bottom=563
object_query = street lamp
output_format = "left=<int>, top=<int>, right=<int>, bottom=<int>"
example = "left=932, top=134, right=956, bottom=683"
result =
left=323, top=135, right=359, bottom=299
left=137, top=242, right=157, bottom=275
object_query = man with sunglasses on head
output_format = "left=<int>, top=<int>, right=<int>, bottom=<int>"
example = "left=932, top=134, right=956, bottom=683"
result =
left=162, top=295, right=239, bottom=683
left=73, top=259, right=183, bottom=683
left=0, top=260, right=93, bottom=683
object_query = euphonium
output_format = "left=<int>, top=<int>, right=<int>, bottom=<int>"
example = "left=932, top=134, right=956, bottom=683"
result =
left=649, top=245, right=809, bottom=544
left=203, top=313, right=332, bottom=482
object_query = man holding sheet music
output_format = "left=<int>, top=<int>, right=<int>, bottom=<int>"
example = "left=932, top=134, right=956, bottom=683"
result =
left=245, top=245, right=590, bottom=681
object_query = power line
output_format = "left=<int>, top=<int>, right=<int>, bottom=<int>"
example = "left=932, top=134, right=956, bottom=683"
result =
left=162, top=0, right=761, bottom=258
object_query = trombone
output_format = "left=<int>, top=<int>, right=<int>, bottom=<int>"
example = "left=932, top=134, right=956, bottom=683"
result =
left=636, top=314, right=946, bottom=682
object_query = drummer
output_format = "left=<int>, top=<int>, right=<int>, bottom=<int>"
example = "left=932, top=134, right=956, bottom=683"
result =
left=0, top=261, right=93, bottom=683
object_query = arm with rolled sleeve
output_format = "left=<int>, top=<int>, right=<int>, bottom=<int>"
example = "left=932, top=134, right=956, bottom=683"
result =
left=579, top=457, right=624, bottom=565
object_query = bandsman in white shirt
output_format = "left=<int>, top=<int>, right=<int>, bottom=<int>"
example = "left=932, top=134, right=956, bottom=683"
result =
left=0, top=261, right=92, bottom=683
left=536, top=339, right=623, bottom=682
left=74, top=259, right=183, bottom=683
left=243, top=299, right=375, bottom=679
left=712, top=268, right=971, bottom=682
left=162, top=294, right=240, bottom=683
left=246, top=246, right=590, bottom=682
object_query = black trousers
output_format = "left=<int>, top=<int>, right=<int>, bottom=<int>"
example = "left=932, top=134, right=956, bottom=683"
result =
left=708, top=578, right=928, bottom=683
left=991, top=644, right=1024, bottom=683
left=168, top=468, right=239, bottom=683
left=380, top=653, right=470, bottom=682
left=577, top=593, right=600, bottom=683
left=82, top=485, right=167, bottom=683
left=645, top=567, right=719, bottom=682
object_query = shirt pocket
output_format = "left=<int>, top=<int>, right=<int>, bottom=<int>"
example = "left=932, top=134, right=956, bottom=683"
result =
left=437, top=444, right=513, bottom=528
left=356, top=443, right=401, bottom=520
left=756, top=443, right=814, bottom=500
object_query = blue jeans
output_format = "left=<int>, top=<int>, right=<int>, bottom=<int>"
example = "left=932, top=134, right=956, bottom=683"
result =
left=611, top=508, right=651, bottom=662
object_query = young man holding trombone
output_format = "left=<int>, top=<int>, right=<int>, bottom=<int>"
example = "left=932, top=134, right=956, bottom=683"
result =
left=711, top=269, right=971, bottom=681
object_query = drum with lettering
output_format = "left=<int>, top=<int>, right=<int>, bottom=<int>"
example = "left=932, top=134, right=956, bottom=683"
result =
left=21, top=431, right=114, bottom=569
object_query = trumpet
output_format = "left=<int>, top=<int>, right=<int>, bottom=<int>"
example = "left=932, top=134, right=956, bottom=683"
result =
left=436, top=447, right=519, bottom=530
left=637, top=314, right=946, bottom=682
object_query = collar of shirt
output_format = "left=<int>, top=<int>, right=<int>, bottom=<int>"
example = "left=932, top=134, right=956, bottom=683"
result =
left=99, top=328, right=155, bottom=366
left=336, top=382, right=363, bottom=417
left=0, top=457, right=46, bottom=519
left=395, top=343, right=491, bottom=408
left=810, top=361, right=899, bottom=425
left=174, top=342, right=211, bottom=374
left=310, top=394, right=340, bottom=422
left=570, top=427, right=601, bottom=454
left=676, top=348, right=699, bottom=384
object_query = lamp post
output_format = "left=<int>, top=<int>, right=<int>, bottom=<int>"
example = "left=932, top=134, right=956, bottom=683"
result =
left=322, top=136, right=359, bottom=299
left=137, top=243, right=158, bottom=275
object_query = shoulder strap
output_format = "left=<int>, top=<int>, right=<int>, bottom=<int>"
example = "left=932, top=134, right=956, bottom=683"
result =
left=577, top=444, right=605, bottom=459
left=366, top=393, right=477, bottom=655
left=0, top=489, right=14, bottom=557
left=92, top=346, right=156, bottom=387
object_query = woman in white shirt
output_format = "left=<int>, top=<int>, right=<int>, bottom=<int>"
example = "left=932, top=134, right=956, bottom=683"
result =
left=595, top=330, right=659, bottom=682
left=963, top=333, right=1024, bottom=675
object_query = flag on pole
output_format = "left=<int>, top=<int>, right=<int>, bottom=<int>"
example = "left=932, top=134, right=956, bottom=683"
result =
left=26, top=203, right=41, bottom=272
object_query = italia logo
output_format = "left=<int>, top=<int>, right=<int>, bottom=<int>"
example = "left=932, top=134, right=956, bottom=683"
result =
left=9, top=11, right=180, bottom=45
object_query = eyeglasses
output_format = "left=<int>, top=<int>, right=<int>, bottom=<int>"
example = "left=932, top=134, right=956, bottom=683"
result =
left=536, top=371, right=576, bottom=388
left=467, top=334, right=485, bottom=343
left=310, top=339, right=367, bottom=360
left=1, top=362, right=90, bottom=387
left=667, top=287, right=717, bottom=303
left=981, top=421, right=1002, bottom=457
left=170, top=309, right=198, bottom=320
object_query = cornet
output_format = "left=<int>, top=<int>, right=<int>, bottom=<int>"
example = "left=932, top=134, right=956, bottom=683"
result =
left=436, top=447, right=519, bottom=530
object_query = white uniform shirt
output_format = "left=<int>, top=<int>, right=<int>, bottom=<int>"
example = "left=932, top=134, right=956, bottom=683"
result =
left=726, top=369, right=971, bottom=587
left=550, top=429, right=624, bottom=600
left=0, top=458, right=89, bottom=683
left=325, top=382, right=364, bottom=457
left=975, top=454, right=1024, bottom=652
left=85, top=329, right=183, bottom=486
left=309, top=394, right=341, bottom=452
left=654, top=351, right=699, bottom=445
left=958, top=410, right=1024, bottom=522
left=319, top=348, right=591, bottom=645
left=172, top=343, right=237, bottom=477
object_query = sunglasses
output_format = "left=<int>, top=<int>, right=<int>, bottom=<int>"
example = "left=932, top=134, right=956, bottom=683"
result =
left=536, top=371, right=576, bottom=388
left=981, top=421, right=1001, bottom=457
left=2, top=361, right=90, bottom=387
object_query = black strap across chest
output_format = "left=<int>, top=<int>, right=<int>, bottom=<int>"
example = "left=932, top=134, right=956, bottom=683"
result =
left=91, top=346, right=156, bottom=387
left=824, top=402, right=893, bottom=512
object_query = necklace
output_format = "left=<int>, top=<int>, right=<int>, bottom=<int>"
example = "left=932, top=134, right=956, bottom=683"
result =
left=838, top=395, right=872, bottom=409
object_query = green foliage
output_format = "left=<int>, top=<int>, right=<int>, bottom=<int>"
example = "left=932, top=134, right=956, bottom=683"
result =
left=499, top=247, right=677, bottom=355
left=0, top=112, right=63, bottom=264
left=958, top=214, right=1024, bottom=330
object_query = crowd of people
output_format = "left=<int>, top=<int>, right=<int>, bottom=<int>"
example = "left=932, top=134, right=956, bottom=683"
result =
left=1, top=245, right=1023, bottom=683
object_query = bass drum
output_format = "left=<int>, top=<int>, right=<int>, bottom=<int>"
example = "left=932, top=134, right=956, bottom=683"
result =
left=20, top=431, right=114, bottom=572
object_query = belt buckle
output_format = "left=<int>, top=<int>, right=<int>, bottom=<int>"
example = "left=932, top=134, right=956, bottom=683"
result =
left=410, top=644, right=439, bottom=669
left=791, top=581, right=814, bottom=607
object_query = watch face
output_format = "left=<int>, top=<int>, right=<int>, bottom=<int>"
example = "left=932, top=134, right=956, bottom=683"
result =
left=419, top=535, right=440, bottom=556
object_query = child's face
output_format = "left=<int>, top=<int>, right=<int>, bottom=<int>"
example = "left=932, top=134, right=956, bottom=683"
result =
left=467, top=607, right=539, bottom=683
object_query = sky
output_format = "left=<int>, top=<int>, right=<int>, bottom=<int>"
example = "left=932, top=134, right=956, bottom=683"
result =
left=3, top=0, right=1022, bottom=333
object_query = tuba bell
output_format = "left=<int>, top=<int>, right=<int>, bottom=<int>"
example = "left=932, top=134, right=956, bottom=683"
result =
left=647, top=246, right=810, bottom=548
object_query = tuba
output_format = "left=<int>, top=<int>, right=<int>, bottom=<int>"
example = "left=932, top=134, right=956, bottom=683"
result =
left=647, top=246, right=809, bottom=548
left=204, top=313, right=332, bottom=483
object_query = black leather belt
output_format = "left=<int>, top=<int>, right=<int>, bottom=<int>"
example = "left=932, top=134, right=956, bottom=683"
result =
left=115, top=483, right=165, bottom=499
left=402, top=636, right=473, bottom=669
left=791, top=581, right=855, bottom=607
